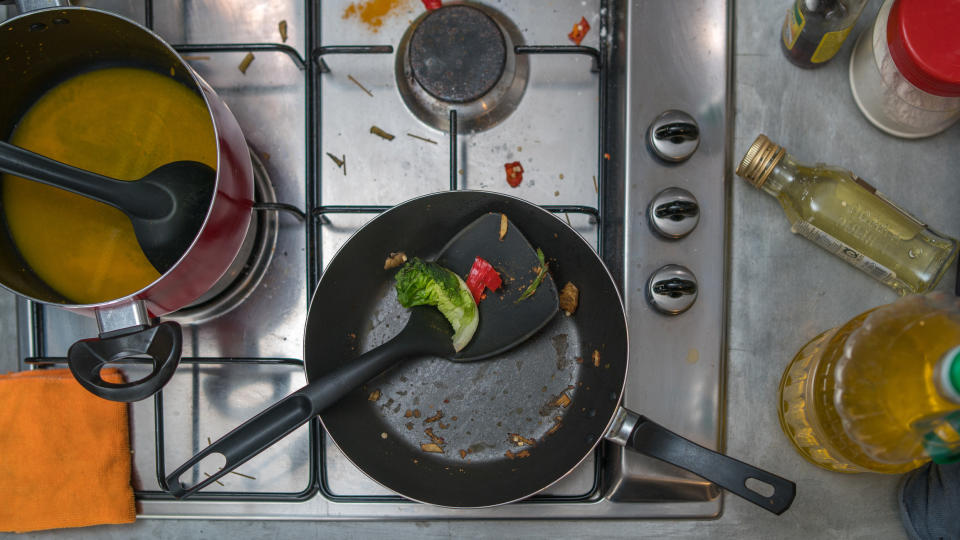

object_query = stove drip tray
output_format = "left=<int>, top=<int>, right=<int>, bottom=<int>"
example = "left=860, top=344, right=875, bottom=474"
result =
left=395, top=3, right=528, bottom=133
left=165, top=148, right=278, bottom=325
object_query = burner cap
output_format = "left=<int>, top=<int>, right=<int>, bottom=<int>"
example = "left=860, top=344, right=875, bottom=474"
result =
left=409, top=5, right=506, bottom=104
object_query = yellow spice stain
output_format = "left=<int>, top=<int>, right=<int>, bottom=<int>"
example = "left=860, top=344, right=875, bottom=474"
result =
left=686, top=348, right=700, bottom=364
left=342, top=0, right=411, bottom=31
left=3, top=67, right=217, bottom=304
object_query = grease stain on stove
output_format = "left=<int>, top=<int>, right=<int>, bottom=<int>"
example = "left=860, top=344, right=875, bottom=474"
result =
left=342, top=0, right=413, bottom=32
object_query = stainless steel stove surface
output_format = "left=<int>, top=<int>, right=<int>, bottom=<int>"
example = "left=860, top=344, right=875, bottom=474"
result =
left=6, top=0, right=730, bottom=519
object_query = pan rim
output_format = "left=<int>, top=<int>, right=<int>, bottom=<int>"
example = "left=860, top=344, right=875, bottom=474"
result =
left=306, top=189, right=630, bottom=507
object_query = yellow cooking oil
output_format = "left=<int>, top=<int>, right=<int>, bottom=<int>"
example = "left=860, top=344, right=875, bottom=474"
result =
left=736, top=135, right=958, bottom=296
left=778, top=294, right=960, bottom=473
left=3, top=67, right=217, bottom=304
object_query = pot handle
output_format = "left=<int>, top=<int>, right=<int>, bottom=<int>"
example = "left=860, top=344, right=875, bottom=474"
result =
left=68, top=321, right=183, bottom=402
left=620, top=411, right=795, bottom=515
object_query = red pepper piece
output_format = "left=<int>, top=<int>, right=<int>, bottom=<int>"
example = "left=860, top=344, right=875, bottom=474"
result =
left=422, top=0, right=442, bottom=10
left=504, top=161, right=524, bottom=188
left=465, top=256, right=502, bottom=304
left=568, top=17, right=590, bottom=46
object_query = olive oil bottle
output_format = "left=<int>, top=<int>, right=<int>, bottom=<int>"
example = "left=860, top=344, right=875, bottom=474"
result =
left=736, top=135, right=958, bottom=295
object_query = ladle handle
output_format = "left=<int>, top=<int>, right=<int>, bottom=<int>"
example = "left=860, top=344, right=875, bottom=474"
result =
left=67, top=321, right=182, bottom=402
left=0, top=140, right=164, bottom=219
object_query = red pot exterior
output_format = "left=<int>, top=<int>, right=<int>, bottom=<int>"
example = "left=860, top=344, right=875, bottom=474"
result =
left=59, top=75, right=254, bottom=319
left=138, top=77, right=254, bottom=317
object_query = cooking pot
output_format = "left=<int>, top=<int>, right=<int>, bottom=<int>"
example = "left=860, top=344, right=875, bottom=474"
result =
left=0, top=1, right=254, bottom=401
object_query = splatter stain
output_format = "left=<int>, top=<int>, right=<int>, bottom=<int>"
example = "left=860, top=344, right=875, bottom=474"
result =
left=342, top=0, right=411, bottom=32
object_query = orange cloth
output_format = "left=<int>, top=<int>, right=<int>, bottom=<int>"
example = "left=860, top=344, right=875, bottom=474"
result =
left=0, top=368, right=135, bottom=532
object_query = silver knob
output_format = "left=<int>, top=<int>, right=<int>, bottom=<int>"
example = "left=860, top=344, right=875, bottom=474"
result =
left=646, top=265, right=698, bottom=315
left=648, top=187, right=699, bottom=239
left=647, top=110, right=700, bottom=163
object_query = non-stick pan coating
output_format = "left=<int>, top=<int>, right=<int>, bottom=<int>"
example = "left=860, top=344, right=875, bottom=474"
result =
left=305, top=191, right=628, bottom=507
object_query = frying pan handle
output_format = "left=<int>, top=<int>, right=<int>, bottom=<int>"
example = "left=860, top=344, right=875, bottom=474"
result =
left=67, top=321, right=182, bottom=402
left=625, top=413, right=796, bottom=515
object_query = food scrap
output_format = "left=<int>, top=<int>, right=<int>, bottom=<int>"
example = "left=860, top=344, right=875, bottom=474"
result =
left=326, top=152, right=345, bottom=170
left=370, top=125, right=395, bottom=140
left=459, top=449, right=468, bottom=459
left=550, top=391, right=572, bottom=408
left=592, top=349, right=600, bottom=367
left=368, top=389, right=381, bottom=401
left=384, top=251, right=407, bottom=270
left=509, top=433, right=536, bottom=447
left=380, top=432, right=389, bottom=439
left=422, top=0, right=442, bottom=10
left=424, top=428, right=445, bottom=445
left=559, top=282, right=579, bottom=315
left=546, top=417, right=563, bottom=436
left=237, top=52, right=255, bottom=74
left=465, top=256, right=502, bottom=303
left=498, top=213, right=508, bottom=241
left=424, top=410, right=444, bottom=423
left=504, top=161, right=524, bottom=188
left=405, top=422, right=414, bottom=430
left=420, top=443, right=444, bottom=453
left=278, top=19, right=288, bottom=43
left=568, top=16, right=591, bottom=46
left=517, top=249, right=548, bottom=302
left=347, top=74, right=374, bottom=97
left=407, top=132, right=438, bottom=144
left=505, top=449, right=531, bottom=460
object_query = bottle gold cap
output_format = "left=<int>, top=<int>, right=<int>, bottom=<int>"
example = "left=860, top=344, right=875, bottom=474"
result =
left=736, top=134, right=785, bottom=188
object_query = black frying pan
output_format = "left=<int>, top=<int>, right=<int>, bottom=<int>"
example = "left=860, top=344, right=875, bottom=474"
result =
left=165, top=191, right=795, bottom=514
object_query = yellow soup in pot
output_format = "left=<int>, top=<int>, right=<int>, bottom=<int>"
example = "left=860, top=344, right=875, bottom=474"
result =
left=3, top=67, right=217, bottom=304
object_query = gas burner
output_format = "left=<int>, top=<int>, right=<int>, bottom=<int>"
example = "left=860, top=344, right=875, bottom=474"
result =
left=395, top=3, right=528, bottom=133
left=165, top=148, right=277, bottom=325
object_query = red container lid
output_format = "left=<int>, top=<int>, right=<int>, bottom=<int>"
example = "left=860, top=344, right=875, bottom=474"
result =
left=886, top=0, right=960, bottom=97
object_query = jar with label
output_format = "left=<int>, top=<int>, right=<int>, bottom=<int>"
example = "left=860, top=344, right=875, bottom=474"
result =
left=736, top=134, right=958, bottom=295
left=781, top=0, right=868, bottom=68
left=849, top=0, right=960, bottom=138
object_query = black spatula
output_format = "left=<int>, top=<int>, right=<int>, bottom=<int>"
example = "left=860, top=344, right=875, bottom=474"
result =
left=0, top=140, right=214, bottom=274
left=164, top=212, right=559, bottom=497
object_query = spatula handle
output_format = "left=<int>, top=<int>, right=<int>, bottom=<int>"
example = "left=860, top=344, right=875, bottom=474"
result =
left=163, top=307, right=453, bottom=498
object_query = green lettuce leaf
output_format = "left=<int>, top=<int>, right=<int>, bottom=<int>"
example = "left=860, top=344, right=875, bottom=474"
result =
left=395, top=258, right=478, bottom=351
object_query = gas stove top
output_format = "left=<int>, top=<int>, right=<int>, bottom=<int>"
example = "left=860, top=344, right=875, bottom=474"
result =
left=6, top=0, right=730, bottom=519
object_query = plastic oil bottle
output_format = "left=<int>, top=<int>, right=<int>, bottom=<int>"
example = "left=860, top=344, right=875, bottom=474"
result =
left=779, top=293, right=960, bottom=473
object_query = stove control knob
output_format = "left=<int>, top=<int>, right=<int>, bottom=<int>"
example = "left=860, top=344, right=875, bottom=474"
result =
left=647, top=110, right=700, bottom=163
left=646, top=264, right=698, bottom=315
left=648, top=187, right=699, bottom=239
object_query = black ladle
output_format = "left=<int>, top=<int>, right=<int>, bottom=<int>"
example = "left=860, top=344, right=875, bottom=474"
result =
left=0, top=140, right=215, bottom=274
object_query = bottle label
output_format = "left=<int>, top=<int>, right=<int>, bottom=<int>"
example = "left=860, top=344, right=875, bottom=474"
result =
left=791, top=220, right=898, bottom=284
left=810, top=26, right=854, bottom=63
left=782, top=5, right=804, bottom=50
left=921, top=411, right=960, bottom=464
